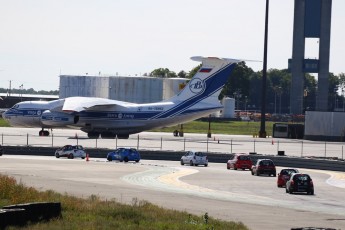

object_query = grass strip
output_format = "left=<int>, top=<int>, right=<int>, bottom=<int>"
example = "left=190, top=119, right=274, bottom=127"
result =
left=0, top=174, right=248, bottom=230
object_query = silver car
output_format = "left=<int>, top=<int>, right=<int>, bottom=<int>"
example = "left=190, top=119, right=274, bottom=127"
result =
left=180, top=151, right=208, bottom=167
left=55, top=145, right=86, bottom=159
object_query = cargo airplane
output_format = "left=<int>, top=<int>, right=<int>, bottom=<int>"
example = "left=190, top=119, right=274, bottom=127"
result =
left=2, top=56, right=240, bottom=139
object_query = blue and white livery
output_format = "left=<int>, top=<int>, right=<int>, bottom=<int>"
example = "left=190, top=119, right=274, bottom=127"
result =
left=2, top=56, right=240, bottom=138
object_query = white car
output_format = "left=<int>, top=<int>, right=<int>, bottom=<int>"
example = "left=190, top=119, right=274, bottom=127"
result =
left=180, top=151, right=208, bottom=167
left=55, top=145, right=86, bottom=159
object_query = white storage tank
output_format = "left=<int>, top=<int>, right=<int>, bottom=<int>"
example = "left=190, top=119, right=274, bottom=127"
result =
left=108, top=76, right=163, bottom=103
left=222, top=97, right=235, bottom=118
left=59, top=75, right=187, bottom=103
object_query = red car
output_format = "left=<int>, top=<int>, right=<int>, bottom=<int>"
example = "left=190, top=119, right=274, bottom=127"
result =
left=251, top=159, right=276, bottom=177
left=227, top=153, right=252, bottom=170
left=277, top=168, right=299, bottom=187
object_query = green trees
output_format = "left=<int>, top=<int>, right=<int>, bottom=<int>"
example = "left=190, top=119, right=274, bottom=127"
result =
left=150, top=62, right=344, bottom=113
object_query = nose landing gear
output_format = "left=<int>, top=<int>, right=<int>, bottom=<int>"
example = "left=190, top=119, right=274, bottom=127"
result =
left=39, top=129, right=50, bottom=136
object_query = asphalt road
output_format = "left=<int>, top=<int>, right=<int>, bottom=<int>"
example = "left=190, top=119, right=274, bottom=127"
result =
left=1, top=155, right=345, bottom=230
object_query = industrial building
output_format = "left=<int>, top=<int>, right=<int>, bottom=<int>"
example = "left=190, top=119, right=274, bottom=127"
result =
left=59, top=75, right=187, bottom=103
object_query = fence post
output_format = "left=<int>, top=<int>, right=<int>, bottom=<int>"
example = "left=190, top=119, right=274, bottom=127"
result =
left=184, top=138, right=186, bottom=151
left=324, top=141, right=327, bottom=158
left=27, top=133, right=29, bottom=146
left=1, top=133, right=3, bottom=145
left=116, top=136, right=118, bottom=148
left=254, top=139, right=256, bottom=153
left=277, top=140, right=279, bottom=152
left=96, top=138, right=98, bottom=149
left=160, top=137, right=162, bottom=150
left=301, top=141, right=303, bottom=157
left=207, top=137, right=209, bottom=153
left=51, top=133, right=54, bottom=147
left=231, top=139, right=233, bottom=153
left=342, top=145, right=344, bottom=160
left=137, top=135, right=139, bottom=149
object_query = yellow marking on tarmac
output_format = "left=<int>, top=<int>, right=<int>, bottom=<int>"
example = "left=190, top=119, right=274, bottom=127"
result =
left=158, top=168, right=216, bottom=193
left=299, top=168, right=345, bottom=188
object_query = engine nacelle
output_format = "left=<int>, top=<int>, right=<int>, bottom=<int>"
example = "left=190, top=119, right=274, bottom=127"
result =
left=41, top=110, right=79, bottom=127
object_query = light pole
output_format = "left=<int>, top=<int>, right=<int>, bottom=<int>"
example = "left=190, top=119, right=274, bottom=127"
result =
left=274, top=89, right=277, bottom=114
left=341, top=87, right=344, bottom=112
left=278, top=88, right=282, bottom=114
left=20, top=84, right=23, bottom=101
left=259, top=0, right=269, bottom=138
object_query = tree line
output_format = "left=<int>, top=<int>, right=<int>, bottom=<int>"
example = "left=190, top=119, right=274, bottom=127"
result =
left=150, top=62, right=345, bottom=114
left=0, top=88, right=58, bottom=95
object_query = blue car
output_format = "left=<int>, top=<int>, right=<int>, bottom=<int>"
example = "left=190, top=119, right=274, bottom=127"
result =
left=107, top=148, right=141, bottom=162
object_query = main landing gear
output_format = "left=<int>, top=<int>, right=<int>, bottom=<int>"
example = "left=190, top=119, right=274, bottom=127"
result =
left=39, top=129, right=50, bottom=136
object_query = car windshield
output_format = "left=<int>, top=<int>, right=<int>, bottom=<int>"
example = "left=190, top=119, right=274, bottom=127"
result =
left=259, top=160, right=274, bottom=166
left=74, top=145, right=84, bottom=150
left=238, top=155, right=250, bottom=160
left=195, top=152, right=205, bottom=157
left=294, top=175, right=311, bottom=181
left=281, top=169, right=297, bottom=175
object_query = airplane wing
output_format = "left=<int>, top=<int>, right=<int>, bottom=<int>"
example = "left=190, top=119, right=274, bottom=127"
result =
left=62, top=97, right=137, bottom=112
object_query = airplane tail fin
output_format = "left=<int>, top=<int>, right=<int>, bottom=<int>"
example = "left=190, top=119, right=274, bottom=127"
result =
left=152, top=56, right=240, bottom=119
left=175, top=56, right=240, bottom=102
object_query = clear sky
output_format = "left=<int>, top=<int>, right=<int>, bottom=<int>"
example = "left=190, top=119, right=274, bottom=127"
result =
left=0, top=0, right=344, bottom=91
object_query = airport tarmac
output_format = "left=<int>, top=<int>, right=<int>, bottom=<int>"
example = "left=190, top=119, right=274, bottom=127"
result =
left=1, top=127, right=345, bottom=159
left=1, top=155, right=345, bottom=229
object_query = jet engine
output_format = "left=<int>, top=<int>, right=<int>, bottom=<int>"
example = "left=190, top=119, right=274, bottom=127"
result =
left=40, top=110, right=79, bottom=127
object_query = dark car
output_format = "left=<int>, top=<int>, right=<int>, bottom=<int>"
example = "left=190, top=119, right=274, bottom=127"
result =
left=107, top=148, right=140, bottom=162
left=251, top=159, right=276, bottom=177
left=0, top=145, right=3, bottom=156
left=277, top=168, right=299, bottom=187
left=286, top=173, right=314, bottom=195
left=227, top=153, right=252, bottom=170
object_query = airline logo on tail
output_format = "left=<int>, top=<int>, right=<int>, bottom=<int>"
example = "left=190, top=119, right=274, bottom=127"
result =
left=189, top=78, right=205, bottom=94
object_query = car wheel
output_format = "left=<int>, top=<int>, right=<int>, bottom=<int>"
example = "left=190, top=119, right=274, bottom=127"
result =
left=190, top=160, right=194, bottom=166
left=251, top=170, right=254, bottom=175
left=289, top=189, right=293, bottom=194
left=256, top=171, right=260, bottom=176
left=107, top=156, right=112, bottom=161
left=234, top=166, right=237, bottom=170
left=181, top=160, right=184, bottom=165
left=68, top=153, right=74, bottom=159
left=204, top=164, right=208, bottom=167
left=195, top=164, right=198, bottom=166
left=55, top=153, right=60, bottom=158
left=227, top=165, right=230, bottom=170
left=124, top=157, right=129, bottom=162
left=285, top=188, right=288, bottom=193
left=135, top=160, right=140, bottom=163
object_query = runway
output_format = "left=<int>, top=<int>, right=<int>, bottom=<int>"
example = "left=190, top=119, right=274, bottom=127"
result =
left=1, top=155, right=345, bottom=230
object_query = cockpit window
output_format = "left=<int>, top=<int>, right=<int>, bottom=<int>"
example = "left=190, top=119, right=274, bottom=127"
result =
left=12, top=104, right=19, bottom=109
